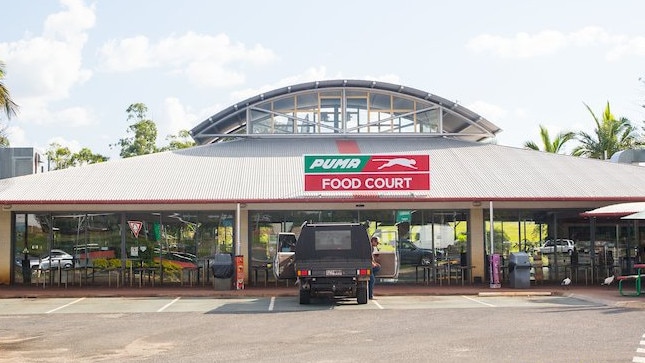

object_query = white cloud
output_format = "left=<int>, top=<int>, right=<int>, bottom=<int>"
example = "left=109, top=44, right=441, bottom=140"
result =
left=46, top=136, right=81, bottom=152
left=53, top=106, right=96, bottom=127
left=160, top=97, right=197, bottom=137
left=44, top=0, right=96, bottom=44
left=5, top=126, right=28, bottom=147
left=567, top=26, right=613, bottom=46
left=607, top=36, right=645, bottom=61
left=467, top=30, right=567, bottom=58
left=467, top=100, right=507, bottom=121
left=228, top=67, right=400, bottom=103
left=10, top=96, right=95, bottom=127
left=97, top=36, right=152, bottom=71
left=229, top=66, right=332, bottom=101
left=0, top=0, right=93, bottom=102
left=98, top=32, right=278, bottom=88
left=467, top=26, right=645, bottom=61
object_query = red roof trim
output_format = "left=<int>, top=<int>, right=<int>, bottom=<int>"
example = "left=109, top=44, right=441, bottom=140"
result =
left=4, top=196, right=645, bottom=205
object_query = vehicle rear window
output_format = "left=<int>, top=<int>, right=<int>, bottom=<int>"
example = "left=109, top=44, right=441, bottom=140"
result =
left=315, top=230, right=352, bottom=251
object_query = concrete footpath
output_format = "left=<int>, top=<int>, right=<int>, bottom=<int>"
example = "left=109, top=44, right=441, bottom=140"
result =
left=1, top=282, right=643, bottom=309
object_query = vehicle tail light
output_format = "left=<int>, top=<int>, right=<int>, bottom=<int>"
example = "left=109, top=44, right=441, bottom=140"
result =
left=297, top=269, right=311, bottom=277
left=357, top=268, right=371, bottom=276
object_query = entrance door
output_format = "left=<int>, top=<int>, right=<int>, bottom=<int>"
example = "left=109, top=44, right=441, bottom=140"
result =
left=373, top=229, right=399, bottom=278
left=273, top=232, right=296, bottom=279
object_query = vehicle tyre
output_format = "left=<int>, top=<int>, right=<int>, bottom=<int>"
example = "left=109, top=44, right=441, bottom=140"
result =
left=356, top=284, right=368, bottom=304
left=420, top=255, right=432, bottom=266
left=299, top=288, right=310, bottom=305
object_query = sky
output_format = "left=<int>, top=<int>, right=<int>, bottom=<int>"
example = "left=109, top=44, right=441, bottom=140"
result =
left=2, top=0, right=645, bottom=160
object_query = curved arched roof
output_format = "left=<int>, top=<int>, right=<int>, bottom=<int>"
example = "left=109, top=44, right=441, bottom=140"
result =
left=190, top=79, right=502, bottom=145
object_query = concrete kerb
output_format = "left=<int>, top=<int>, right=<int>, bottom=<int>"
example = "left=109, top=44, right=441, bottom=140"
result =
left=1, top=284, right=643, bottom=309
left=478, top=291, right=553, bottom=297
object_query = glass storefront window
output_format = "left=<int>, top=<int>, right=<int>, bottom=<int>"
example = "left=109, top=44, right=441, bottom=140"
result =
left=248, top=209, right=469, bottom=284
left=12, top=211, right=234, bottom=286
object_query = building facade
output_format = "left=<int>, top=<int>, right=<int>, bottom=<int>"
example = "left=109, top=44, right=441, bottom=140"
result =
left=1, top=80, right=644, bottom=288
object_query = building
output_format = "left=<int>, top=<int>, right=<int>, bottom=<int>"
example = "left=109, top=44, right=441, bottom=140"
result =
left=0, top=147, right=45, bottom=180
left=1, top=80, right=644, bottom=287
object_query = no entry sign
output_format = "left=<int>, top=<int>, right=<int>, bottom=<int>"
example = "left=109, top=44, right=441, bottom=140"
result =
left=304, top=154, right=430, bottom=192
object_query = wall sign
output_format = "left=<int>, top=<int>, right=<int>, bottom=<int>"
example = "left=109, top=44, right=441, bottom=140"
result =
left=304, top=154, right=430, bottom=192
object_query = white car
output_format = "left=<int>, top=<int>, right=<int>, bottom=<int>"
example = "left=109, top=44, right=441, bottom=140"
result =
left=538, top=239, right=575, bottom=254
left=39, top=249, right=75, bottom=269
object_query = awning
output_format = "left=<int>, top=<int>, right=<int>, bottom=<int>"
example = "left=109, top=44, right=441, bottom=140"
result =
left=622, top=210, right=645, bottom=220
left=580, top=202, right=645, bottom=218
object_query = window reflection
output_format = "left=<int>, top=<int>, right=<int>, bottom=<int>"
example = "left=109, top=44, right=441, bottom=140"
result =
left=13, top=211, right=235, bottom=286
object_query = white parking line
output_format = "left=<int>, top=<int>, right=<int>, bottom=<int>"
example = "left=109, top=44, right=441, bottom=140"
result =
left=372, top=300, right=384, bottom=309
left=461, top=295, right=496, bottom=307
left=46, top=297, right=86, bottom=314
left=268, top=297, right=276, bottom=311
left=157, top=297, right=181, bottom=312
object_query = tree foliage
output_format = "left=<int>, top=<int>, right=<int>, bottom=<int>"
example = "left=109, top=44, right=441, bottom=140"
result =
left=113, top=102, right=195, bottom=157
left=573, top=102, right=641, bottom=159
left=113, top=103, right=159, bottom=158
left=523, top=125, right=576, bottom=154
left=159, top=129, right=196, bottom=151
left=46, top=143, right=109, bottom=170
left=0, top=60, right=18, bottom=121
left=0, top=60, right=18, bottom=147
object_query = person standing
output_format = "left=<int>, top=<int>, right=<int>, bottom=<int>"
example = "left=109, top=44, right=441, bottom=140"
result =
left=369, top=236, right=381, bottom=299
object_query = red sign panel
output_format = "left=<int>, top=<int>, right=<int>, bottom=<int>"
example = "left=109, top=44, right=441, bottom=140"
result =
left=305, top=173, right=430, bottom=191
left=304, top=154, right=430, bottom=192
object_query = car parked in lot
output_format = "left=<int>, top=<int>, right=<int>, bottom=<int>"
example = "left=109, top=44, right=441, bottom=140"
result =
left=39, top=249, right=75, bottom=269
left=538, top=239, right=576, bottom=254
left=398, top=240, right=435, bottom=265
left=15, top=254, right=41, bottom=269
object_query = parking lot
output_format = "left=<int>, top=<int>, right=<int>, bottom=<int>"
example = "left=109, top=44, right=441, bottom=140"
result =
left=1, top=293, right=644, bottom=363
left=0, top=294, right=604, bottom=315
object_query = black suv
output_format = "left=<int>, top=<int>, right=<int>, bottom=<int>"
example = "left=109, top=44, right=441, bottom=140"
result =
left=294, top=222, right=372, bottom=304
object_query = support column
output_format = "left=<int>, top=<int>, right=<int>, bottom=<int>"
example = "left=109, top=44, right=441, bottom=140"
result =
left=0, top=211, right=11, bottom=284
left=469, top=207, right=485, bottom=282
left=236, top=207, right=249, bottom=283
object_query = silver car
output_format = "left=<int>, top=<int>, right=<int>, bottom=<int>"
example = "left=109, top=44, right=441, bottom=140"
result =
left=39, top=249, right=75, bottom=269
left=538, top=239, right=575, bottom=254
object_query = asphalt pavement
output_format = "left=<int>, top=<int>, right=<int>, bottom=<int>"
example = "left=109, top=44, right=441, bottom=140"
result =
left=1, top=281, right=643, bottom=309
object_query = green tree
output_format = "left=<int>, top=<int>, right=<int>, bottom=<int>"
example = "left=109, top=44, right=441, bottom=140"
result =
left=524, top=124, right=576, bottom=154
left=573, top=102, right=640, bottom=159
left=113, top=103, right=159, bottom=158
left=72, top=147, right=109, bottom=167
left=0, top=129, right=9, bottom=147
left=46, top=143, right=74, bottom=170
left=0, top=60, right=19, bottom=147
left=46, top=143, right=108, bottom=170
left=159, top=130, right=196, bottom=151
left=0, top=60, right=18, bottom=120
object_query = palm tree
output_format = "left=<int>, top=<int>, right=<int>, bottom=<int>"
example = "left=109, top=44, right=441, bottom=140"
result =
left=0, top=60, right=18, bottom=147
left=0, top=60, right=19, bottom=120
left=524, top=124, right=576, bottom=154
left=573, top=102, right=640, bottom=159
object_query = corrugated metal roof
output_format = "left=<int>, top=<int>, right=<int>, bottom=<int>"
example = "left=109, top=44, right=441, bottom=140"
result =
left=1, top=137, right=645, bottom=205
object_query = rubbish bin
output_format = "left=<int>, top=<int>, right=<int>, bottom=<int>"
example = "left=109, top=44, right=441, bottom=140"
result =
left=210, top=253, right=234, bottom=290
left=509, top=252, right=531, bottom=288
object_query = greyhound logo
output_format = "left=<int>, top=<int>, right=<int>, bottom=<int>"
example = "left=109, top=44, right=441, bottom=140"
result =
left=374, top=158, right=418, bottom=170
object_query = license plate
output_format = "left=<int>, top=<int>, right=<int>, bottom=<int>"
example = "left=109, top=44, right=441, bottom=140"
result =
left=325, top=269, right=343, bottom=276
